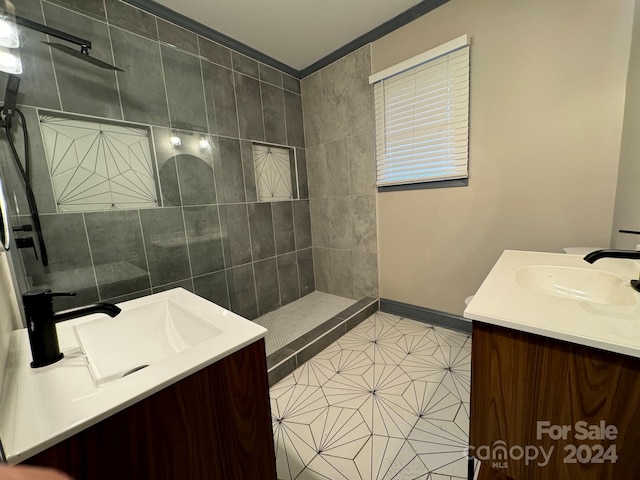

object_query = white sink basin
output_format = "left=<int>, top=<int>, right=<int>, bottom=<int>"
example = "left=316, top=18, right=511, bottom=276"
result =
left=74, top=297, right=222, bottom=385
left=515, top=265, right=636, bottom=305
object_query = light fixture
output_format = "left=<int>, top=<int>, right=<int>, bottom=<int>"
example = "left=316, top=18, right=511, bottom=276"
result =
left=170, top=135, right=181, bottom=146
left=0, top=45, right=20, bottom=74
left=199, top=137, right=210, bottom=150
left=0, top=0, right=18, bottom=49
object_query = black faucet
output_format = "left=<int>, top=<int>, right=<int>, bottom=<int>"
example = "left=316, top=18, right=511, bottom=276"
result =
left=22, top=289, right=121, bottom=368
left=583, top=249, right=640, bottom=264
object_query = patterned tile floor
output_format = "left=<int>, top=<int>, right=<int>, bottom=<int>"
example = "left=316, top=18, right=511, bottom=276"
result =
left=270, top=311, right=472, bottom=480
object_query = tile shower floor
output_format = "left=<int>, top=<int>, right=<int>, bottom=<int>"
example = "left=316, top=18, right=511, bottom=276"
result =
left=269, top=311, right=473, bottom=480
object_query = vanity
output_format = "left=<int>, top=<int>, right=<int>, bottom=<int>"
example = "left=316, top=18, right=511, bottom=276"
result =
left=0, top=288, right=277, bottom=479
left=465, top=250, right=640, bottom=480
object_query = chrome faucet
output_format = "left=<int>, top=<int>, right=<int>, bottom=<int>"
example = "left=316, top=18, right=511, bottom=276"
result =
left=583, top=249, right=640, bottom=264
left=22, top=289, right=121, bottom=368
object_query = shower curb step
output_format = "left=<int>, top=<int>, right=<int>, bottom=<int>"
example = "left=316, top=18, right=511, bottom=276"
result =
left=266, top=296, right=379, bottom=386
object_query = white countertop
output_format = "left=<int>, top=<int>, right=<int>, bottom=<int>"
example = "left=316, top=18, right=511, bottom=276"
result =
left=0, top=288, right=267, bottom=464
left=464, top=250, right=640, bottom=358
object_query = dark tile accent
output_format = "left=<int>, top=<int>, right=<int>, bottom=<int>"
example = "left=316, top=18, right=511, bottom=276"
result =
left=345, top=300, right=379, bottom=332
left=282, top=74, right=301, bottom=94
left=184, top=206, right=224, bottom=276
left=193, top=270, right=229, bottom=309
left=248, top=203, right=275, bottom=261
left=284, top=91, right=305, bottom=148
left=110, top=27, right=169, bottom=127
left=293, top=201, right=311, bottom=250
left=296, top=149, right=309, bottom=199
left=221, top=204, right=251, bottom=266
left=268, top=355, right=297, bottom=386
left=161, top=45, right=208, bottom=131
left=103, top=289, right=151, bottom=304
left=380, top=298, right=472, bottom=334
left=227, top=264, right=258, bottom=319
left=335, top=297, right=374, bottom=320
left=139, top=208, right=191, bottom=287
left=297, top=248, right=315, bottom=296
left=85, top=210, right=150, bottom=299
left=235, top=73, right=265, bottom=141
left=42, top=3, right=121, bottom=119
left=272, top=202, right=295, bottom=254
left=232, top=52, right=259, bottom=78
left=240, top=141, right=257, bottom=202
left=284, top=317, right=343, bottom=355
left=277, top=252, right=300, bottom=306
left=261, top=83, right=286, bottom=145
left=254, top=257, right=280, bottom=315
left=21, top=213, right=98, bottom=309
left=266, top=346, right=296, bottom=369
left=198, top=37, right=232, bottom=67
left=296, top=323, right=347, bottom=365
left=157, top=18, right=198, bottom=53
left=259, top=64, right=283, bottom=87
left=47, top=0, right=105, bottom=19
left=105, top=0, right=157, bottom=39
left=218, top=137, right=246, bottom=203
left=152, top=279, right=194, bottom=293
left=174, top=152, right=217, bottom=206
left=202, top=63, right=238, bottom=138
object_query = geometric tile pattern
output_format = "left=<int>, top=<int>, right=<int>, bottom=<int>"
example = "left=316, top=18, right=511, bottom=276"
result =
left=270, top=312, right=473, bottom=479
left=253, top=143, right=293, bottom=201
left=40, top=114, right=158, bottom=212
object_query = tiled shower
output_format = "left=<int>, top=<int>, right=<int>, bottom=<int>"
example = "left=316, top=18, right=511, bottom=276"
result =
left=0, top=0, right=378, bottom=333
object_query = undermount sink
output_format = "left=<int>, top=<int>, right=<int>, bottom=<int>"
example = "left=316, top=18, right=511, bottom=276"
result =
left=74, top=297, right=222, bottom=385
left=515, top=265, right=636, bottom=305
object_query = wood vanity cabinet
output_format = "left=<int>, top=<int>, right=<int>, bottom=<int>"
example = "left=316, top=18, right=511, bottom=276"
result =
left=470, top=322, right=640, bottom=480
left=23, top=339, right=277, bottom=480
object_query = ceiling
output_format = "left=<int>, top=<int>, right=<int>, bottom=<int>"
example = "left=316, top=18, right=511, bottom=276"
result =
left=151, top=0, right=424, bottom=72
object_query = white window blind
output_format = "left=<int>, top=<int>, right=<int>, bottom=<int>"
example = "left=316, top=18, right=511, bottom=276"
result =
left=372, top=39, right=470, bottom=188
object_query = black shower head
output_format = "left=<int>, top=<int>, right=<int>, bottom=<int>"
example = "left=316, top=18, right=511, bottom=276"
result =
left=41, top=42, right=124, bottom=72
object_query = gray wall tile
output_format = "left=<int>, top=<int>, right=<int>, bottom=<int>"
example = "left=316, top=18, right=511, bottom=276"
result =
left=139, top=208, right=191, bottom=286
left=283, top=74, right=301, bottom=94
left=313, top=247, right=331, bottom=293
left=320, top=56, right=350, bottom=144
left=154, top=127, right=181, bottom=206
left=248, top=203, right=275, bottom=261
left=272, top=201, right=295, bottom=254
left=259, top=64, right=283, bottom=87
left=309, top=198, right=330, bottom=248
left=232, top=52, right=259, bottom=78
left=202, top=63, right=238, bottom=137
left=161, top=45, right=208, bottom=131
left=235, top=73, right=265, bottom=141
left=193, top=270, right=229, bottom=309
left=293, top=200, right=311, bottom=250
left=301, top=72, right=323, bottom=147
left=105, top=1, right=158, bottom=39
left=221, top=204, right=251, bottom=266
left=296, top=149, right=309, bottom=199
left=104, top=289, right=151, bottom=304
left=326, top=139, right=349, bottom=197
left=306, top=145, right=328, bottom=199
left=85, top=210, right=150, bottom=299
left=354, top=252, right=378, bottom=298
left=297, top=248, right=315, bottom=296
left=329, top=197, right=353, bottom=250
left=227, top=264, right=258, bottom=319
left=184, top=206, right=224, bottom=276
left=348, top=132, right=375, bottom=196
left=347, top=46, right=374, bottom=137
left=218, top=137, right=246, bottom=203
left=262, top=83, right=287, bottom=145
left=47, top=0, right=105, bottom=19
left=157, top=19, right=198, bottom=54
left=352, top=195, right=377, bottom=253
left=285, top=91, right=305, bottom=148
left=152, top=278, right=194, bottom=293
left=175, top=152, right=217, bottom=206
left=43, top=3, right=121, bottom=119
left=254, top=257, right=280, bottom=314
left=110, top=27, right=169, bottom=127
left=331, top=249, right=354, bottom=299
left=277, top=252, right=300, bottom=306
left=198, top=38, right=232, bottom=67
left=240, top=141, right=257, bottom=202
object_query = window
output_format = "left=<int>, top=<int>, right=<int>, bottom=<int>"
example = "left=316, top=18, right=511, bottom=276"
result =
left=370, top=35, right=470, bottom=189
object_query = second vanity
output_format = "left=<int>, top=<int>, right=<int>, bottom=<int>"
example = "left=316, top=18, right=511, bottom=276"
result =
left=464, top=250, right=640, bottom=480
left=0, top=288, right=277, bottom=479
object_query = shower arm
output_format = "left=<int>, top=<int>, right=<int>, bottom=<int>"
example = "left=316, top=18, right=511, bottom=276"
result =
left=16, top=15, right=92, bottom=53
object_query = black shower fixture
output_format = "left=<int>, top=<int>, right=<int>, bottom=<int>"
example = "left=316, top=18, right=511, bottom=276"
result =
left=15, top=15, right=124, bottom=72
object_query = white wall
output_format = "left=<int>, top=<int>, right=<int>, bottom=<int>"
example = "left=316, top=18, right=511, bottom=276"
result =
left=0, top=252, right=21, bottom=392
left=372, top=0, right=634, bottom=314
left=612, top=0, right=640, bottom=249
